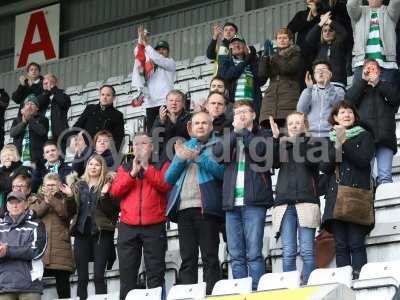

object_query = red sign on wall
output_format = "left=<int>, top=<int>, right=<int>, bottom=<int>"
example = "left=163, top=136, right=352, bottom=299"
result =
left=14, top=4, right=60, bottom=69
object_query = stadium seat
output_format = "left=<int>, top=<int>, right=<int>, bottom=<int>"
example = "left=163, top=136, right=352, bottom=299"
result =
left=126, top=287, right=162, bottom=300
left=190, top=55, right=208, bottom=67
left=167, top=282, right=206, bottom=300
left=375, top=182, right=400, bottom=201
left=257, top=270, right=301, bottom=291
left=308, top=266, right=353, bottom=288
left=84, top=80, right=104, bottom=91
left=175, top=59, right=190, bottom=71
left=211, top=277, right=252, bottom=296
left=174, top=81, right=189, bottom=93
left=359, top=261, right=400, bottom=282
left=65, top=85, right=83, bottom=96
left=87, top=293, right=119, bottom=299
left=105, top=75, right=124, bottom=85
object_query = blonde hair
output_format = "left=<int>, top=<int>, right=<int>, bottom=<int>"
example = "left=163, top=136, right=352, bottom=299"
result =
left=275, top=27, right=294, bottom=41
left=81, top=154, right=108, bottom=192
left=0, top=144, right=20, bottom=162
left=286, top=112, right=310, bottom=131
left=43, top=173, right=61, bottom=184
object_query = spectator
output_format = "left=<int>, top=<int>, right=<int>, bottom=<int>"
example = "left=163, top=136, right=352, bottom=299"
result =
left=60, top=154, right=119, bottom=300
left=72, top=130, right=116, bottom=177
left=0, top=191, right=47, bottom=300
left=320, top=101, right=375, bottom=279
left=297, top=60, right=344, bottom=137
left=165, top=111, right=224, bottom=294
left=0, top=88, right=9, bottom=150
left=36, top=74, right=71, bottom=142
left=270, top=113, right=320, bottom=284
left=258, top=28, right=302, bottom=128
left=73, top=85, right=125, bottom=151
left=347, top=0, right=400, bottom=84
left=346, top=59, right=400, bottom=184
left=31, top=141, right=73, bottom=193
left=0, top=145, right=24, bottom=216
left=132, top=25, right=176, bottom=132
left=288, top=0, right=322, bottom=88
left=305, top=12, right=348, bottom=87
left=213, top=101, right=275, bottom=290
left=28, top=173, right=74, bottom=299
left=204, top=92, right=231, bottom=136
left=10, top=94, right=49, bottom=167
left=206, top=22, right=238, bottom=74
left=110, top=132, right=171, bottom=300
left=11, top=62, right=44, bottom=114
left=218, top=34, right=264, bottom=116
left=152, top=90, right=191, bottom=161
left=209, top=76, right=226, bottom=95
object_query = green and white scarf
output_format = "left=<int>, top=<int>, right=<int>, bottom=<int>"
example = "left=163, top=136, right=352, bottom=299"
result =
left=362, top=10, right=398, bottom=69
left=21, top=126, right=31, bottom=166
left=46, top=108, right=52, bottom=139
left=329, top=125, right=365, bottom=142
left=233, top=57, right=254, bottom=102
left=234, top=139, right=246, bottom=206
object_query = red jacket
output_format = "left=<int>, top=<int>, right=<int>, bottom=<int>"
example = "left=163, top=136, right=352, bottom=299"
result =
left=110, top=162, right=171, bottom=225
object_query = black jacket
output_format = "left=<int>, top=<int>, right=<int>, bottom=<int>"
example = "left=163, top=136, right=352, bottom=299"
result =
left=206, top=38, right=230, bottom=60
left=0, top=89, right=9, bottom=149
left=213, top=113, right=232, bottom=137
left=305, top=21, right=348, bottom=85
left=72, top=148, right=115, bottom=177
left=73, top=103, right=125, bottom=151
left=320, top=128, right=375, bottom=230
left=0, top=209, right=47, bottom=294
left=152, top=110, right=191, bottom=161
left=31, top=160, right=73, bottom=193
left=11, top=77, right=45, bottom=114
left=346, top=79, right=400, bottom=153
left=10, top=114, right=49, bottom=163
left=213, top=124, right=276, bottom=210
left=217, top=46, right=265, bottom=115
left=36, top=87, right=71, bottom=142
left=273, top=136, right=320, bottom=206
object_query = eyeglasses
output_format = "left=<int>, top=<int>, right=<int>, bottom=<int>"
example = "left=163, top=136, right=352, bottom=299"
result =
left=12, top=184, right=27, bottom=189
left=234, top=109, right=253, bottom=115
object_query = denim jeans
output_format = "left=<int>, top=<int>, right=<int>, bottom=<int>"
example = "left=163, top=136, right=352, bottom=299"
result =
left=372, top=146, right=394, bottom=185
left=226, top=206, right=266, bottom=290
left=353, top=66, right=399, bottom=85
left=330, top=220, right=368, bottom=278
left=280, top=205, right=316, bottom=284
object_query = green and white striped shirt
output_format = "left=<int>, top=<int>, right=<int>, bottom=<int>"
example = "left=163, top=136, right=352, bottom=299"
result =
left=233, top=58, right=254, bottom=102
left=357, top=10, right=398, bottom=69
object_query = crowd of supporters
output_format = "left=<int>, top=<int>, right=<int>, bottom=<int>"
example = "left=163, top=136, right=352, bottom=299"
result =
left=0, top=0, right=400, bottom=299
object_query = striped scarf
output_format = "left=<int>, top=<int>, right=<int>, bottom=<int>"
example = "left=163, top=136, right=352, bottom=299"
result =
left=234, top=139, right=246, bottom=206
left=233, top=57, right=254, bottom=102
left=21, top=126, right=31, bottom=166
left=329, top=125, right=365, bottom=142
left=365, top=10, right=398, bottom=69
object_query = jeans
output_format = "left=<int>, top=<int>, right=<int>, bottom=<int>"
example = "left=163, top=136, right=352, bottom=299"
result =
left=330, top=220, right=368, bottom=278
left=74, top=230, right=115, bottom=300
left=177, top=208, right=221, bottom=295
left=117, top=222, right=167, bottom=300
left=372, top=146, right=394, bottom=185
left=353, top=66, right=398, bottom=85
left=226, top=206, right=266, bottom=290
left=280, top=205, right=316, bottom=284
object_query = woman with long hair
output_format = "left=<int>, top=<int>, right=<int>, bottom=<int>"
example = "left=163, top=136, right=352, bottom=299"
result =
left=61, top=154, right=119, bottom=300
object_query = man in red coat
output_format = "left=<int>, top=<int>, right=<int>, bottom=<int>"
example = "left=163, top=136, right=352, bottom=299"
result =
left=110, top=132, right=171, bottom=300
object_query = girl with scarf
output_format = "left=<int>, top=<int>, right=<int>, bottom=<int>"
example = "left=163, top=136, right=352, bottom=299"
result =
left=320, top=101, right=375, bottom=279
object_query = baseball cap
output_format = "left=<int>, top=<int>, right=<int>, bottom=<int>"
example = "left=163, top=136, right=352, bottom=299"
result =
left=24, top=94, right=39, bottom=107
left=154, top=40, right=170, bottom=50
left=229, top=34, right=246, bottom=44
left=6, top=191, right=27, bottom=202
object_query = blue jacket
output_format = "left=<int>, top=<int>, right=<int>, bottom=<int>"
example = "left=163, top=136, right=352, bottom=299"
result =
left=165, top=136, right=224, bottom=221
left=213, top=125, right=276, bottom=210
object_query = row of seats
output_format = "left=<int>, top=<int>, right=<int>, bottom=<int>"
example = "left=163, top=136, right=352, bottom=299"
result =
left=61, top=260, right=400, bottom=299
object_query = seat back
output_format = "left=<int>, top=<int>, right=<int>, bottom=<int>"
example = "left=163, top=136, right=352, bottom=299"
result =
left=257, top=271, right=301, bottom=291
left=359, top=261, right=400, bottom=282
left=126, top=287, right=162, bottom=300
left=307, top=266, right=353, bottom=288
left=167, top=282, right=206, bottom=300
left=211, top=277, right=252, bottom=296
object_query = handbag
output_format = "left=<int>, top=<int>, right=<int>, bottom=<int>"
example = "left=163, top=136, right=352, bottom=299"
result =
left=333, top=166, right=375, bottom=226
left=315, top=230, right=336, bottom=268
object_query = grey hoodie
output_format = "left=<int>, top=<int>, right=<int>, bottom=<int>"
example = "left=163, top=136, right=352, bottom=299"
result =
left=297, top=84, right=345, bottom=137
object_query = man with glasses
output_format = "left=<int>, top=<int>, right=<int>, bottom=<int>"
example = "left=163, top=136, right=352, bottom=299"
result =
left=297, top=59, right=344, bottom=138
left=213, top=101, right=276, bottom=290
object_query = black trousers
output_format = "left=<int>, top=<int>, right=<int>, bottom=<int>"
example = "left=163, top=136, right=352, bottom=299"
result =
left=117, top=222, right=167, bottom=300
left=177, top=208, right=221, bottom=295
left=44, top=269, right=71, bottom=298
left=74, top=230, right=115, bottom=300
left=330, top=220, right=369, bottom=278
left=146, top=106, right=161, bottom=133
